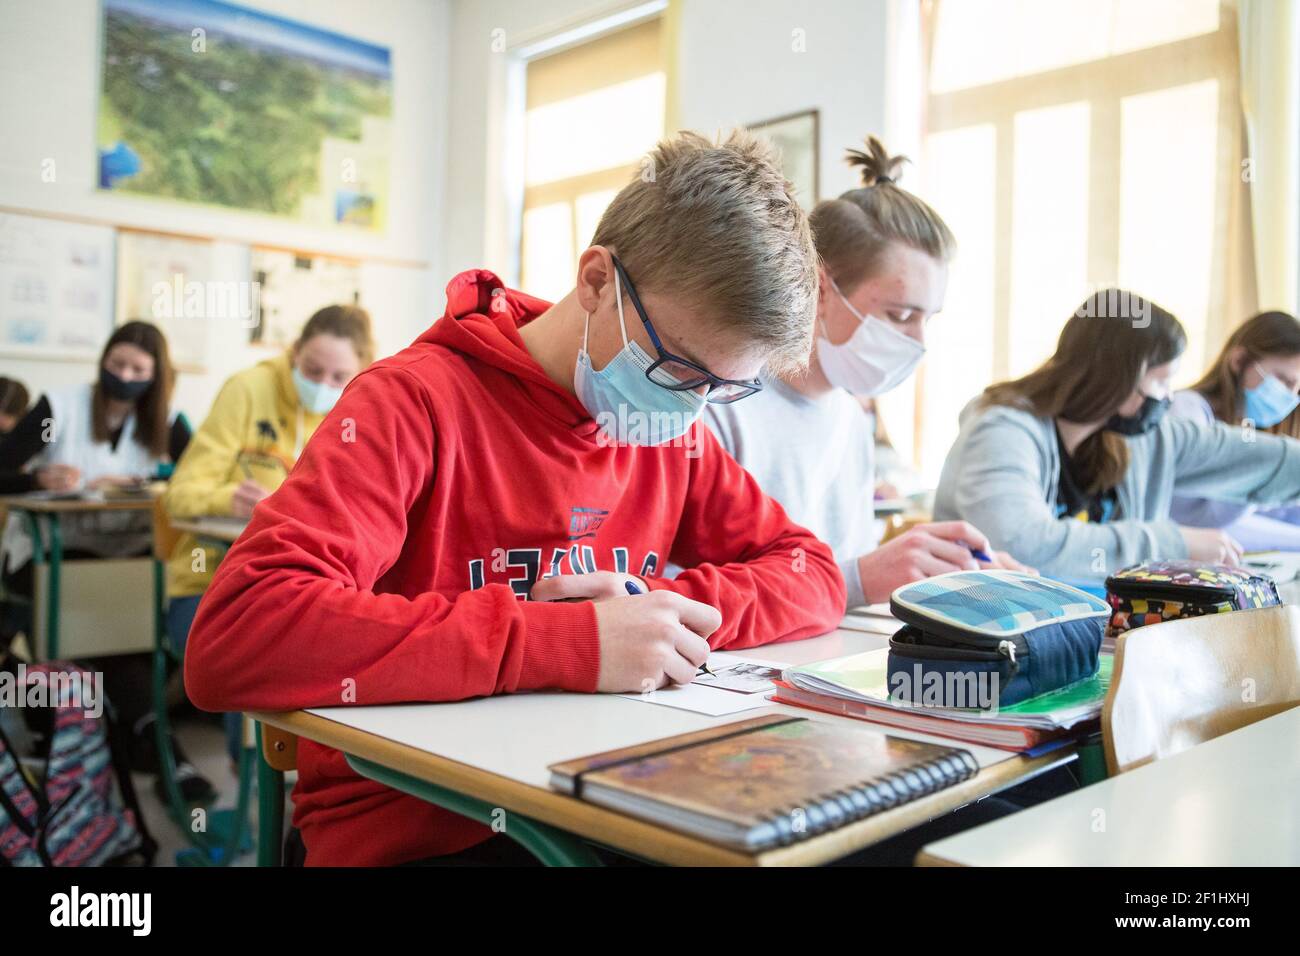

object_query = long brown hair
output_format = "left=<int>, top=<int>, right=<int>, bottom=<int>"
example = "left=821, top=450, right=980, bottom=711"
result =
left=983, top=290, right=1186, bottom=493
left=94, top=321, right=175, bottom=458
left=809, top=135, right=956, bottom=291
left=1189, top=311, right=1300, bottom=438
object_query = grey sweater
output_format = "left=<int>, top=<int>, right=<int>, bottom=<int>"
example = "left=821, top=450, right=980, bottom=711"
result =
left=934, top=399, right=1300, bottom=582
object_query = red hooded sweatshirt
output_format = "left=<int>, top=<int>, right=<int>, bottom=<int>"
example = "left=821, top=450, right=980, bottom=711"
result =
left=184, top=270, right=847, bottom=866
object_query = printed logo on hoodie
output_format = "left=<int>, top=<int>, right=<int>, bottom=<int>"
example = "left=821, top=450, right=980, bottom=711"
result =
left=467, top=544, right=660, bottom=597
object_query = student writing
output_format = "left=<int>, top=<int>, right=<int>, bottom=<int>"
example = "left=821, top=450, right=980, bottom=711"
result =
left=705, top=135, right=1027, bottom=607
left=934, top=293, right=1300, bottom=581
left=183, top=131, right=847, bottom=866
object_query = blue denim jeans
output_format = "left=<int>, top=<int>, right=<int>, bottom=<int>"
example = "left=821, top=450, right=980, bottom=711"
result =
left=167, top=594, right=242, bottom=763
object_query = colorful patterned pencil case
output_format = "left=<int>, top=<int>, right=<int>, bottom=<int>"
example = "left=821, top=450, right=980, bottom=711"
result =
left=1104, top=560, right=1280, bottom=638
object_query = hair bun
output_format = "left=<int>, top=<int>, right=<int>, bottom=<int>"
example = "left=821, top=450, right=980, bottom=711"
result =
left=844, top=135, right=907, bottom=187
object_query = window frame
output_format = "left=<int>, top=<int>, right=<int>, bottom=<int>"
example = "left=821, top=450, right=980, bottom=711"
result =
left=913, top=3, right=1241, bottom=470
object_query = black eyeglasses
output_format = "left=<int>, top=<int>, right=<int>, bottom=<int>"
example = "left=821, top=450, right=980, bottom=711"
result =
left=610, top=256, right=763, bottom=404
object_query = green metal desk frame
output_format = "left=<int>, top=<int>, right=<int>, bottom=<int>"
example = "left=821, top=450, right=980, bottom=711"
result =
left=251, top=731, right=603, bottom=867
left=20, top=510, right=62, bottom=660
left=152, top=548, right=255, bottom=866
left=253, top=732, right=1107, bottom=867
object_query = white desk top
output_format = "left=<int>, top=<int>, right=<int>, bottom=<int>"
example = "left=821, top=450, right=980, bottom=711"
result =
left=923, top=705, right=1300, bottom=866
left=305, top=625, right=1015, bottom=791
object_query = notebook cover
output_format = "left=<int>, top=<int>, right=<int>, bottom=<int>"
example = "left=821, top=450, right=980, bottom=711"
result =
left=549, top=715, right=976, bottom=847
left=549, top=714, right=795, bottom=793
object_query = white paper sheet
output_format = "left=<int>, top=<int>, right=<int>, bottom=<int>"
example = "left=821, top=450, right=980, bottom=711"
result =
left=616, top=681, right=775, bottom=716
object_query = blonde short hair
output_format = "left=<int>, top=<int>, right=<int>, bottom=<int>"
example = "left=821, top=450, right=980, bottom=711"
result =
left=591, top=129, right=818, bottom=374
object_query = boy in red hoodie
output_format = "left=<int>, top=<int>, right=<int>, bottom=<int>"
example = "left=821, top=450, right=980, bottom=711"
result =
left=184, top=130, right=847, bottom=866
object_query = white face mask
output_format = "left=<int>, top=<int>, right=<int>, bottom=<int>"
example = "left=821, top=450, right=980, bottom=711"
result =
left=816, top=277, right=926, bottom=396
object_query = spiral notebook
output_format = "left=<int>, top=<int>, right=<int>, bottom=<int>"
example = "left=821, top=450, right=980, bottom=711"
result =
left=548, top=714, right=978, bottom=852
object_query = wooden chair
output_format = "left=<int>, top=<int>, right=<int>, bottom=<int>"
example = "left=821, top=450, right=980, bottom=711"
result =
left=1103, top=604, right=1300, bottom=775
left=880, top=511, right=932, bottom=544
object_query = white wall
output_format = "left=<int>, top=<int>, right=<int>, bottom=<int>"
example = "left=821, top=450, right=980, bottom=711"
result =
left=440, top=0, right=890, bottom=283
left=0, top=0, right=450, bottom=423
left=675, top=0, right=888, bottom=203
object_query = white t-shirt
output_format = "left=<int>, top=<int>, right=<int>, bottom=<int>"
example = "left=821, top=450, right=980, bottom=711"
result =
left=703, top=375, right=876, bottom=606
left=4, top=383, right=172, bottom=568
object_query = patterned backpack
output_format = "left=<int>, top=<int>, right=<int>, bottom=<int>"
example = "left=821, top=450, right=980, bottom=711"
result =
left=0, top=659, right=155, bottom=866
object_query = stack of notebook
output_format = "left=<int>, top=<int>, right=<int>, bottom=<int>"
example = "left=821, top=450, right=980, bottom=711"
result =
left=549, top=714, right=978, bottom=852
left=773, top=648, right=1110, bottom=751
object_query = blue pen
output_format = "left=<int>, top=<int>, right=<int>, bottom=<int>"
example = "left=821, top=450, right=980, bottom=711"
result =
left=960, top=541, right=993, bottom=564
left=626, top=579, right=714, bottom=676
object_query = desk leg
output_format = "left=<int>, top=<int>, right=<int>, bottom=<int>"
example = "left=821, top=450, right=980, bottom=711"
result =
left=19, top=511, right=59, bottom=660
left=45, top=513, right=62, bottom=660
left=152, top=559, right=255, bottom=865
left=257, top=723, right=286, bottom=867
left=344, top=754, right=604, bottom=867
left=1075, top=737, right=1108, bottom=786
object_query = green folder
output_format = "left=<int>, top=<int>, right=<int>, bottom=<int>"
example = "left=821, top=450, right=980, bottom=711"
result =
left=785, top=649, right=1112, bottom=731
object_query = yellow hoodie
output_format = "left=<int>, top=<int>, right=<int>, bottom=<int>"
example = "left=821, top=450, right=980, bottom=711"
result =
left=163, top=352, right=327, bottom=597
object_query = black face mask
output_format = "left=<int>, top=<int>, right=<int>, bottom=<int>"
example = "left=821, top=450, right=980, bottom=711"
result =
left=1105, top=394, right=1170, bottom=436
left=99, top=367, right=153, bottom=402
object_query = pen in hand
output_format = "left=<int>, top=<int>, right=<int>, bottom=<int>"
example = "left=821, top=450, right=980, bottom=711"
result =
left=624, top=578, right=715, bottom=677
left=959, top=540, right=993, bottom=564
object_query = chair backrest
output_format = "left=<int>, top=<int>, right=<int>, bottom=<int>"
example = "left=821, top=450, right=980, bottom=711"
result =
left=1103, top=604, right=1300, bottom=774
left=880, top=512, right=932, bottom=544
left=150, top=495, right=183, bottom=563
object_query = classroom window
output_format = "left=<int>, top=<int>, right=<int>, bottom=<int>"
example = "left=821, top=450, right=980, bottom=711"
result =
left=520, top=18, right=666, bottom=303
left=910, top=0, right=1242, bottom=484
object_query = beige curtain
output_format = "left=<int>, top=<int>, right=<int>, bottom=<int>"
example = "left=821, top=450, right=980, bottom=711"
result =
left=1237, top=0, right=1300, bottom=314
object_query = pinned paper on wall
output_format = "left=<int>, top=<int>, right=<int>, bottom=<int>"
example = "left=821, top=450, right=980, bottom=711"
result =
left=0, top=213, right=115, bottom=360
left=115, top=231, right=221, bottom=371
left=249, top=248, right=361, bottom=350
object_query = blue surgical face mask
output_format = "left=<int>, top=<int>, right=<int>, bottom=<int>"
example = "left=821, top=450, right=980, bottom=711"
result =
left=1244, top=363, right=1300, bottom=427
left=292, top=366, right=343, bottom=415
left=573, top=268, right=706, bottom=446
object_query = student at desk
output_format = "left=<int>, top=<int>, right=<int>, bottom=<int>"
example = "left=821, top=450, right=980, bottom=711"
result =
left=184, top=131, right=848, bottom=866
left=0, top=322, right=190, bottom=764
left=1171, top=311, right=1300, bottom=550
left=0, top=323, right=188, bottom=505
left=934, top=293, right=1300, bottom=582
left=160, top=305, right=373, bottom=795
left=704, top=136, right=1027, bottom=608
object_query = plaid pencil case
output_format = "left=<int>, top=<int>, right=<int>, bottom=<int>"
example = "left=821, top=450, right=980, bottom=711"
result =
left=1104, top=560, right=1280, bottom=638
left=887, top=570, right=1109, bottom=707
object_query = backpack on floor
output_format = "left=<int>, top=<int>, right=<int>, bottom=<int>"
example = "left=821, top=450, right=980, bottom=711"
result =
left=0, top=658, right=156, bottom=866
left=1104, top=560, right=1281, bottom=639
